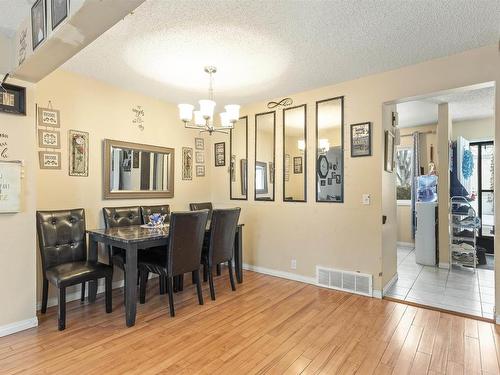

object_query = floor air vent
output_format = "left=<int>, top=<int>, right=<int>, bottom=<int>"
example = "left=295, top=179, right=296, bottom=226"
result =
left=316, top=266, right=373, bottom=297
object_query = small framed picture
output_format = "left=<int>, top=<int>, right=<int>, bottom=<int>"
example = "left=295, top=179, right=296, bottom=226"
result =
left=0, top=84, right=26, bottom=116
left=195, top=137, right=204, bottom=150
left=196, top=165, right=205, bottom=177
left=385, top=130, right=395, bottom=172
left=38, top=107, right=60, bottom=127
left=39, top=151, right=61, bottom=169
left=214, top=142, right=225, bottom=167
left=293, top=156, right=302, bottom=174
left=351, top=122, right=372, bottom=157
left=335, top=174, right=341, bottom=184
left=182, top=147, right=193, bottom=180
left=320, top=180, right=326, bottom=186
left=51, top=0, right=69, bottom=30
left=195, top=151, right=204, bottom=164
left=31, top=0, right=47, bottom=51
left=68, top=130, right=89, bottom=176
left=327, top=178, right=332, bottom=185
left=38, top=129, right=60, bottom=148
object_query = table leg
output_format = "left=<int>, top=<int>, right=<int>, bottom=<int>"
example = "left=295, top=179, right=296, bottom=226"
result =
left=125, top=244, right=138, bottom=327
left=88, top=234, right=98, bottom=302
left=234, top=227, right=243, bottom=283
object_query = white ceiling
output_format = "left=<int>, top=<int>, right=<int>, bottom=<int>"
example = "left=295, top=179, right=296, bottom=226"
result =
left=397, top=86, right=495, bottom=127
left=0, top=0, right=32, bottom=38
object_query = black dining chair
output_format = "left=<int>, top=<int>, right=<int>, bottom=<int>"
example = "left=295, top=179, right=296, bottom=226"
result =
left=138, top=210, right=209, bottom=317
left=189, top=202, right=213, bottom=220
left=37, top=209, right=113, bottom=330
left=201, top=208, right=241, bottom=300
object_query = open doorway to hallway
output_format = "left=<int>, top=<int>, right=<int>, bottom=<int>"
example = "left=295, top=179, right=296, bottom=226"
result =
left=385, top=84, right=495, bottom=320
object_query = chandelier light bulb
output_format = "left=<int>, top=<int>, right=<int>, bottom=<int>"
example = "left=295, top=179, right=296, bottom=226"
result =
left=298, top=139, right=306, bottom=151
left=319, top=138, right=330, bottom=151
left=225, top=104, right=240, bottom=123
left=199, top=99, right=216, bottom=120
left=194, top=110, right=205, bottom=126
left=220, top=112, right=231, bottom=128
left=178, top=104, right=194, bottom=122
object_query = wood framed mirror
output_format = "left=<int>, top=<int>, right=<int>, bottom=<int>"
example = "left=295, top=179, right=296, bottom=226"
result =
left=103, top=139, right=174, bottom=199
left=315, top=96, right=344, bottom=202
left=255, top=111, right=275, bottom=201
left=283, top=104, right=307, bottom=202
left=230, top=116, right=248, bottom=200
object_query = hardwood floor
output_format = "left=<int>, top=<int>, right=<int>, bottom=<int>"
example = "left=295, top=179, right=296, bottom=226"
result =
left=1, top=270, right=500, bottom=374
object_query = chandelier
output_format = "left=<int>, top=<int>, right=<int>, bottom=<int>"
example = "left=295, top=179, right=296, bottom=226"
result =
left=178, top=66, right=240, bottom=135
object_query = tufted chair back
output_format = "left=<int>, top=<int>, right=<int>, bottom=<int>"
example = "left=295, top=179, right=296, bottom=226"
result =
left=36, top=209, right=87, bottom=272
left=208, top=208, right=241, bottom=265
left=168, top=210, right=209, bottom=276
left=140, top=205, right=170, bottom=224
left=102, top=206, right=141, bottom=228
left=189, top=202, right=213, bottom=220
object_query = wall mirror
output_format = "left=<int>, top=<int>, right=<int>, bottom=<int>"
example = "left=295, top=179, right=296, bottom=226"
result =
left=255, top=111, right=275, bottom=201
left=283, top=104, right=307, bottom=202
left=103, top=139, right=174, bottom=199
left=316, top=97, right=344, bottom=202
left=230, top=116, right=248, bottom=200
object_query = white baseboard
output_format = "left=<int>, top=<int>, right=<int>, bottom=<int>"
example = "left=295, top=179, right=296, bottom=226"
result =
left=382, top=273, right=399, bottom=297
left=397, top=241, right=415, bottom=248
left=439, top=262, right=450, bottom=269
left=0, top=317, right=38, bottom=338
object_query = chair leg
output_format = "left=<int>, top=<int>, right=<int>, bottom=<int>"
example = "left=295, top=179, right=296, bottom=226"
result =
left=203, top=264, right=208, bottom=282
left=194, top=269, right=204, bottom=305
left=216, top=264, right=221, bottom=276
left=58, top=287, right=66, bottom=331
left=123, top=274, right=127, bottom=306
left=105, top=276, right=112, bottom=313
left=139, top=270, right=149, bottom=304
left=41, top=278, right=48, bottom=314
left=228, top=260, right=236, bottom=291
left=80, top=282, right=86, bottom=302
left=208, top=266, right=216, bottom=301
left=159, top=275, right=166, bottom=295
left=178, top=274, right=184, bottom=292
left=192, top=270, right=196, bottom=285
left=167, top=277, right=175, bottom=317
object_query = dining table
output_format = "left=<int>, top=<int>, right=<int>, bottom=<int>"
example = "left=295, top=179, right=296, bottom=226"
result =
left=86, top=222, right=244, bottom=327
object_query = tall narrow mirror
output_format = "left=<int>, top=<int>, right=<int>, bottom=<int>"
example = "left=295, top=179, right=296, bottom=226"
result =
left=316, top=97, right=344, bottom=202
left=230, top=116, right=248, bottom=200
left=283, top=104, right=307, bottom=202
left=255, top=111, right=276, bottom=201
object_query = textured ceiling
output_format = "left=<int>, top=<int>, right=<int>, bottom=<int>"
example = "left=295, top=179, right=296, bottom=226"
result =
left=55, top=0, right=500, bottom=108
left=0, top=0, right=33, bottom=38
left=397, top=86, right=495, bottom=127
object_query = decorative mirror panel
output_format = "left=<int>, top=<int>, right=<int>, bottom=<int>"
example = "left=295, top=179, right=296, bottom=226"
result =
left=255, top=111, right=275, bottom=201
left=283, top=105, right=307, bottom=202
left=316, top=97, right=344, bottom=202
left=103, top=139, right=174, bottom=199
left=230, top=116, right=248, bottom=200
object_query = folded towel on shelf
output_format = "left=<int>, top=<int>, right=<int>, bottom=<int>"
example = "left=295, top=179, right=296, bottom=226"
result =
left=451, top=243, right=475, bottom=253
left=454, top=229, right=474, bottom=238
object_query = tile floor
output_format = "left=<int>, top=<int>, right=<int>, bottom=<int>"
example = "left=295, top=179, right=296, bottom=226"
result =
left=385, top=246, right=495, bottom=319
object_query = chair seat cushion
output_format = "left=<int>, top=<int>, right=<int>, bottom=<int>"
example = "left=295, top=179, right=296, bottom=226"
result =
left=46, top=261, right=112, bottom=287
left=113, top=246, right=167, bottom=271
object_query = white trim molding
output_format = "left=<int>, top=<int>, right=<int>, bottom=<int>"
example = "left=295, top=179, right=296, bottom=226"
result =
left=397, top=241, right=415, bottom=248
left=0, top=317, right=38, bottom=338
left=382, top=272, right=399, bottom=297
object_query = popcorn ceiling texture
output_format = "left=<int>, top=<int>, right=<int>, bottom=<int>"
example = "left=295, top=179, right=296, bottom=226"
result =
left=60, top=0, right=500, bottom=106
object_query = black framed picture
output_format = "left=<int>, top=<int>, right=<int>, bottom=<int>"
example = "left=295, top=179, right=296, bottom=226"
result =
left=51, top=0, right=69, bottom=30
left=317, top=154, right=329, bottom=178
left=350, top=122, right=371, bottom=157
left=293, top=156, right=302, bottom=174
left=214, top=142, right=225, bottom=166
left=0, top=84, right=26, bottom=116
left=31, top=0, right=47, bottom=51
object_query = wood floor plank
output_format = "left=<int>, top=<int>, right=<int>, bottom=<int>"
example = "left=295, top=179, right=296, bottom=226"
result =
left=0, top=270, right=498, bottom=375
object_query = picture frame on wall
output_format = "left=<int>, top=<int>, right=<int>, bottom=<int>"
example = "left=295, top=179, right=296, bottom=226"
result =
left=196, top=165, right=205, bottom=177
left=0, top=161, right=22, bottom=213
left=195, top=151, right=204, bottom=164
left=350, top=122, right=372, bottom=157
left=182, top=147, right=193, bottom=180
left=384, top=130, right=395, bottom=172
left=38, top=107, right=60, bottom=127
left=214, top=142, right=225, bottom=166
left=195, top=137, right=204, bottom=150
left=38, top=129, right=60, bottom=149
left=293, top=156, right=302, bottom=174
left=51, top=0, right=69, bottom=30
left=31, top=0, right=46, bottom=51
left=68, top=130, right=89, bottom=176
left=39, top=151, right=61, bottom=169
left=0, top=84, right=26, bottom=116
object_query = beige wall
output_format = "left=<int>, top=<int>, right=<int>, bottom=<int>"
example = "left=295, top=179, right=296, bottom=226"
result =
left=0, top=78, right=37, bottom=330
left=452, top=117, right=494, bottom=142
left=35, top=69, right=211, bottom=303
left=209, top=44, right=499, bottom=295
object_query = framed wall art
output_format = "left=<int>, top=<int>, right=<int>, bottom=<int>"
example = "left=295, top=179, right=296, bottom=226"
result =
left=350, top=122, right=371, bottom=157
left=182, top=147, right=193, bottom=180
left=0, top=160, right=22, bottom=213
left=0, top=83, right=26, bottom=116
left=293, top=156, right=302, bottom=174
left=196, top=165, right=205, bottom=177
left=38, top=107, right=60, bottom=127
left=195, top=137, right=204, bottom=150
left=195, top=151, right=204, bottom=164
left=38, top=129, right=60, bottom=149
left=51, top=0, right=69, bottom=30
left=214, top=142, right=225, bottom=166
left=69, top=130, right=89, bottom=176
left=39, top=151, right=61, bottom=169
left=31, top=0, right=46, bottom=51
left=384, top=130, right=395, bottom=172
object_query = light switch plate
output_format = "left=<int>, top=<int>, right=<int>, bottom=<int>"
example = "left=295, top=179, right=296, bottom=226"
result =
left=362, top=194, right=371, bottom=205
